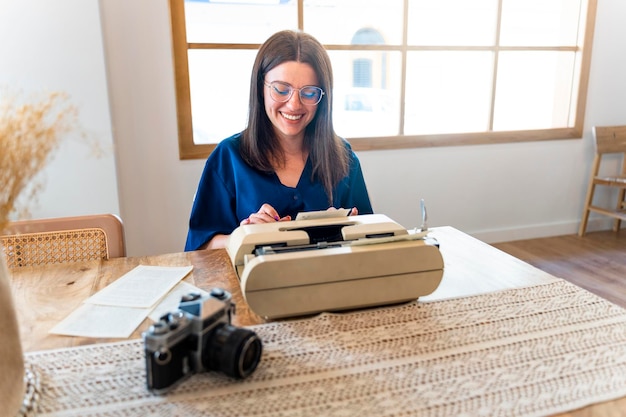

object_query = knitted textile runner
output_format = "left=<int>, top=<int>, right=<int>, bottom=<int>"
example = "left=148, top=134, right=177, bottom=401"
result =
left=25, top=279, right=626, bottom=417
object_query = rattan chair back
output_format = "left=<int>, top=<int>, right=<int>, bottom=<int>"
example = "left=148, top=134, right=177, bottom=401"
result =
left=1, top=214, right=126, bottom=268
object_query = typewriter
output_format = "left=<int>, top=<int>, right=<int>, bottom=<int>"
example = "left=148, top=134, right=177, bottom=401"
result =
left=226, top=213, right=444, bottom=319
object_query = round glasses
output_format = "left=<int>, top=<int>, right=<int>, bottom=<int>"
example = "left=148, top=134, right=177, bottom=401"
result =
left=264, top=81, right=325, bottom=106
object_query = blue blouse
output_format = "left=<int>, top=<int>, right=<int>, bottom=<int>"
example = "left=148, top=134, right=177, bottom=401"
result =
left=184, top=133, right=373, bottom=251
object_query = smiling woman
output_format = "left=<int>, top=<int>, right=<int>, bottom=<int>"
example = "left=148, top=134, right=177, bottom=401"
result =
left=184, top=30, right=373, bottom=251
left=169, top=0, right=597, bottom=159
left=262, top=61, right=321, bottom=150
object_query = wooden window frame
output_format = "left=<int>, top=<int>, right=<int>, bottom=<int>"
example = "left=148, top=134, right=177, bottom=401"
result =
left=169, top=0, right=597, bottom=160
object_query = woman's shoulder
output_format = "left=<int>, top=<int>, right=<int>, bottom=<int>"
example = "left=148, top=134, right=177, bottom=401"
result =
left=202, top=132, right=245, bottom=172
left=336, top=135, right=353, bottom=149
left=205, top=132, right=243, bottom=160
left=335, top=135, right=356, bottom=156
left=214, top=132, right=243, bottom=152
left=334, top=136, right=363, bottom=171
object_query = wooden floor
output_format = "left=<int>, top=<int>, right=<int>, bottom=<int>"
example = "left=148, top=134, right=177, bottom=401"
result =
left=492, top=230, right=626, bottom=309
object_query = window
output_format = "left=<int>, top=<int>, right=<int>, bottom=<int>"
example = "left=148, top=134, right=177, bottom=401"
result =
left=170, top=0, right=597, bottom=160
left=353, top=59, right=373, bottom=88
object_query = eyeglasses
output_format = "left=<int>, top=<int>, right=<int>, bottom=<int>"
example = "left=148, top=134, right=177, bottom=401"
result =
left=264, top=81, right=325, bottom=106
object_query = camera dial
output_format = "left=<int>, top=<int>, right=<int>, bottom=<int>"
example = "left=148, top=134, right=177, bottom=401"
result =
left=149, top=321, right=169, bottom=336
left=210, top=288, right=227, bottom=300
left=181, top=292, right=202, bottom=302
left=153, top=349, right=171, bottom=366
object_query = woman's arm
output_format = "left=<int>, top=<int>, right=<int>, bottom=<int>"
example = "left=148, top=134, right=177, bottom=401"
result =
left=200, top=203, right=292, bottom=250
left=200, top=234, right=230, bottom=250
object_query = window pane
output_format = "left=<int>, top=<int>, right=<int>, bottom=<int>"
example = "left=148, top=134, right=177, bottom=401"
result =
left=493, top=51, right=576, bottom=131
left=330, top=51, right=402, bottom=138
left=189, top=50, right=256, bottom=144
left=172, top=0, right=595, bottom=158
left=304, top=0, right=404, bottom=45
left=407, top=0, right=498, bottom=46
left=405, top=51, right=494, bottom=135
left=184, top=0, right=297, bottom=44
left=500, top=0, right=583, bottom=46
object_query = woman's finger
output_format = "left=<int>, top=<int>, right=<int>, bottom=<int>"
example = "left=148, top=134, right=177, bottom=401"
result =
left=259, top=203, right=280, bottom=221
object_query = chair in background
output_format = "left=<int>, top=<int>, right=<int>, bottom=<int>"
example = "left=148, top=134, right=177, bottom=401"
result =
left=0, top=214, right=126, bottom=268
left=579, top=125, right=626, bottom=236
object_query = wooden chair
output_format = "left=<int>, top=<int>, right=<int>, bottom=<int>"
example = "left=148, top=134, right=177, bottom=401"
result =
left=579, top=125, right=626, bottom=236
left=1, top=214, right=126, bottom=268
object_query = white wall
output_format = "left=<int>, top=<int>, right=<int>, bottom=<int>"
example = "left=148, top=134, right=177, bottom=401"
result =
left=0, top=0, right=119, bottom=220
left=3, top=0, right=626, bottom=256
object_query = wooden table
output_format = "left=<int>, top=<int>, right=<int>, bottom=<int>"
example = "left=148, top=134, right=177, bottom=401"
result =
left=7, top=226, right=624, bottom=416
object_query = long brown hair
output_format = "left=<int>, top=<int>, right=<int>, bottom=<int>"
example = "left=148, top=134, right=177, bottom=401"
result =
left=241, top=30, right=349, bottom=205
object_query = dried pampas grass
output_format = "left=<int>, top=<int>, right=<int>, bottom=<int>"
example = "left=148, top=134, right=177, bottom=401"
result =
left=0, top=91, right=81, bottom=233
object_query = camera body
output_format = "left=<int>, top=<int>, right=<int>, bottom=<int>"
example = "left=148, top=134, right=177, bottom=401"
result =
left=143, top=288, right=262, bottom=394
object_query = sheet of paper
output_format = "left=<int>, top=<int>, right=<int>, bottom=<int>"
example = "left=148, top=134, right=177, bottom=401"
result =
left=49, top=265, right=195, bottom=338
left=295, top=208, right=350, bottom=221
left=49, top=304, right=149, bottom=339
left=148, top=281, right=210, bottom=322
left=85, top=265, right=193, bottom=308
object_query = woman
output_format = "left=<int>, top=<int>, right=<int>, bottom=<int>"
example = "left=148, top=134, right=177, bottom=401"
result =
left=185, top=30, right=373, bottom=251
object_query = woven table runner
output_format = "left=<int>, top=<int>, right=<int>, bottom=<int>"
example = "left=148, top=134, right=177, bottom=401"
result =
left=25, top=279, right=626, bottom=417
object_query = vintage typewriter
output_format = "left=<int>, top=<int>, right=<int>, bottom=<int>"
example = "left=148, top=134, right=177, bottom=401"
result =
left=226, top=212, right=444, bottom=319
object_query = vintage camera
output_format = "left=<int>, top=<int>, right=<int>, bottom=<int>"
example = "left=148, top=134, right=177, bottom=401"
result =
left=143, top=288, right=262, bottom=394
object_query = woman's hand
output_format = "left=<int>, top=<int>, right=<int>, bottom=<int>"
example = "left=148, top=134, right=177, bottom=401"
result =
left=240, top=203, right=291, bottom=225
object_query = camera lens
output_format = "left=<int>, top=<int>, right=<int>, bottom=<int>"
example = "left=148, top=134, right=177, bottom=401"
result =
left=203, top=324, right=262, bottom=379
